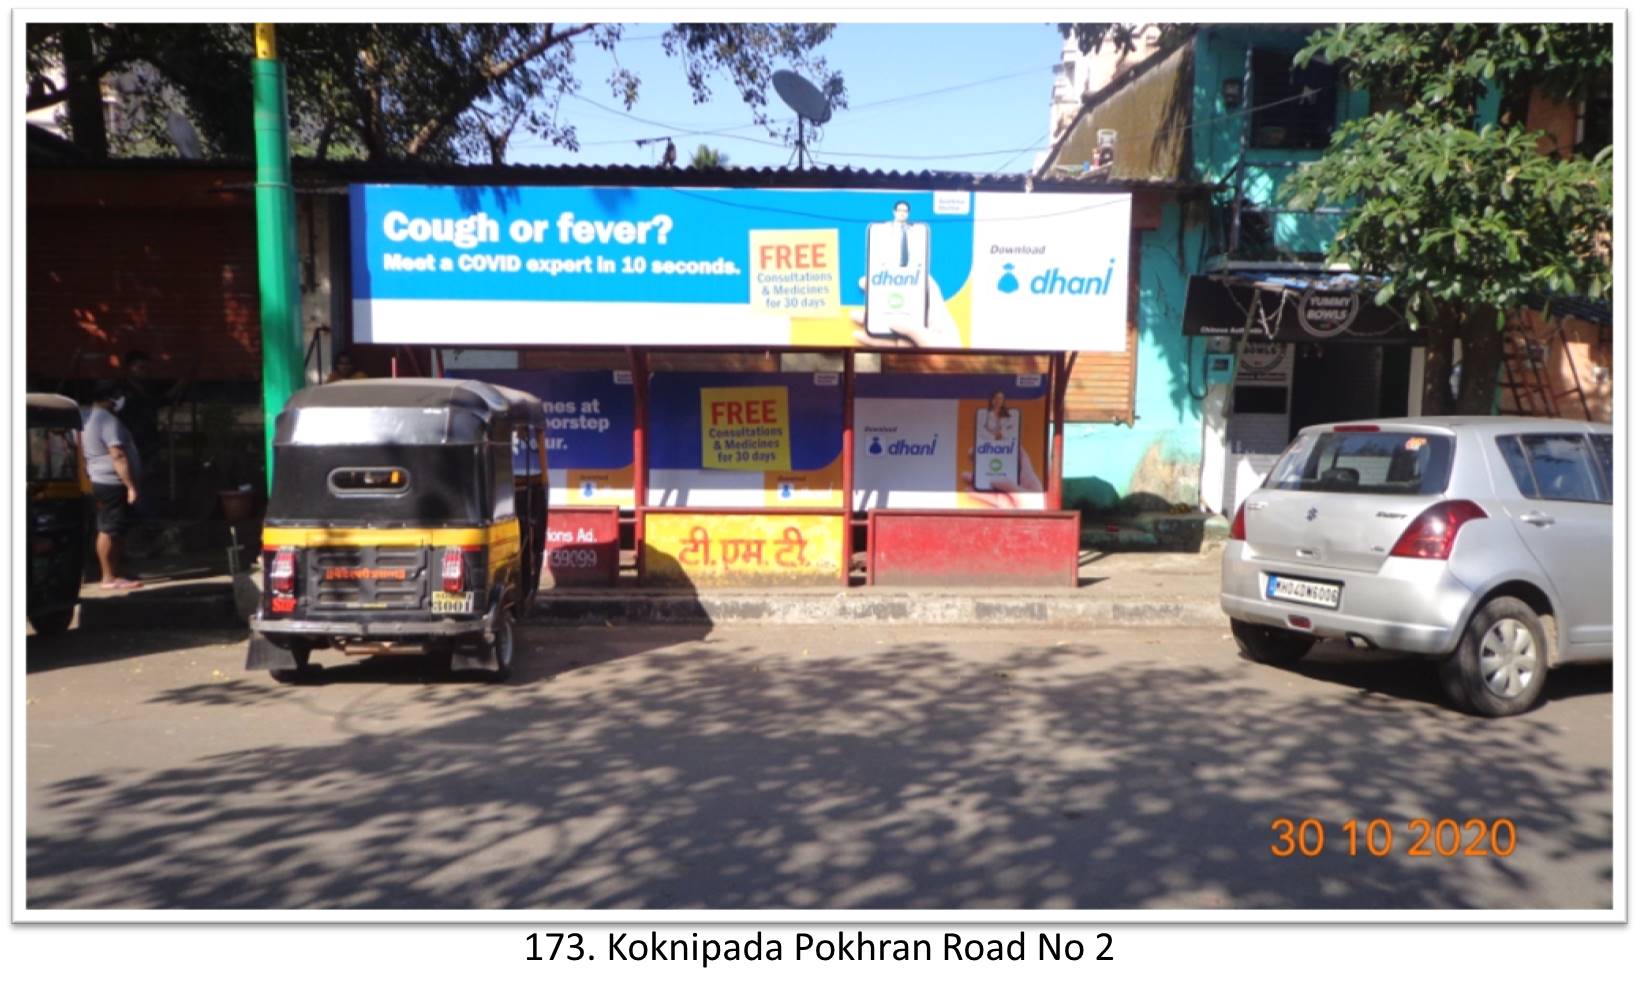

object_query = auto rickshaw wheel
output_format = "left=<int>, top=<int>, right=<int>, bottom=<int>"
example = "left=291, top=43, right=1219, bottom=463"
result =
left=488, top=610, right=515, bottom=683
left=29, top=609, right=75, bottom=636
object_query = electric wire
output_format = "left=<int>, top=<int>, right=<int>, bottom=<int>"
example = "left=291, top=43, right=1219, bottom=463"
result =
left=519, top=83, right=1332, bottom=170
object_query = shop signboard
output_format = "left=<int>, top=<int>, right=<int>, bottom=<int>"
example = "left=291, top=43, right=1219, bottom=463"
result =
left=641, top=511, right=845, bottom=587
left=352, top=184, right=1131, bottom=352
left=853, top=373, right=1049, bottom=510
left=1182, top=273, right=1415, bottom=344
left=1233, top=340, right=1294, bottom=386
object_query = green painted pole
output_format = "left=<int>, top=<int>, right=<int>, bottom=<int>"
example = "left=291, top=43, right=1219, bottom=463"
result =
left=252, top=24, right=305, bottom=492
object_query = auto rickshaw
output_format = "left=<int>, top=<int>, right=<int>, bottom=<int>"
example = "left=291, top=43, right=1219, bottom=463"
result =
left=26, top=393, right=91, bottom=635
left=246, top=378, right=548, bottom=682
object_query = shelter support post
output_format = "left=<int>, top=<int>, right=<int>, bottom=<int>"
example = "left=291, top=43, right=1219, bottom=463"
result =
left=1049, top=351, right=1071, bottom=511
left=842, top=350, right=855, bottom=586
left=630, top=348, right=650, bottom=559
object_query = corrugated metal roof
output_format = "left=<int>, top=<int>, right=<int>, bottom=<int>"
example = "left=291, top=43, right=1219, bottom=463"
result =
left=28, top=152, right=1211, bottom=194
left=300, top=157, right=1214, bottom=193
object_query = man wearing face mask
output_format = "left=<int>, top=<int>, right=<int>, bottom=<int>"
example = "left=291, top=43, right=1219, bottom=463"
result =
left=82, top=381, right=143, bottom=590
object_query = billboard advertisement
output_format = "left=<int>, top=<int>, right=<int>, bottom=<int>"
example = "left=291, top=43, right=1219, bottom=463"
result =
left=853, top=373, right=1049, bottom=511
left=353, top=184, right=1131, bottom=352
left=448, top=369, right=1046, bottom=511
left=648, top=372, right=844, bottom=508
left=446, top=368, right=635, bottom=508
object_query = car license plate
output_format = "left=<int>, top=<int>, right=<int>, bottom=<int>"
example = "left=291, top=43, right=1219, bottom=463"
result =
left=1266, top=575, right=1341, bottom=609
left=431, top=591, right=474, bottom=614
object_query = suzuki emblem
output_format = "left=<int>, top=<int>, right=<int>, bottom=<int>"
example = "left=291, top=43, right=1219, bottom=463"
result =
left=1306, top=507, right=1318, bottom=521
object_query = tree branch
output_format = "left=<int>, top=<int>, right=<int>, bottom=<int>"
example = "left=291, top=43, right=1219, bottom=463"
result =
left=404, top=22, right=596, bottom=158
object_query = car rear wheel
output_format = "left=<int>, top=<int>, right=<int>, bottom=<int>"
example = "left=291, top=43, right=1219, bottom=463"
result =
left=1440, top=596, right=1547, bottom=717
left=1230, top=618, right=1316, bottom=665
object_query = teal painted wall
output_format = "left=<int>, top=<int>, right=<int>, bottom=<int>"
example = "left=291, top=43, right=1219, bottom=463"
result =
left=1061, top=25, right=1372, bottom=515
left=1063, top=198, right=1209, bottom=513
left=1191, top=26, right=1368, bottom=258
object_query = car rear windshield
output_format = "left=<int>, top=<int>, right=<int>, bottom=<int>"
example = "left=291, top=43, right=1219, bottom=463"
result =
left=1266, top=430, right=1455, bottom=495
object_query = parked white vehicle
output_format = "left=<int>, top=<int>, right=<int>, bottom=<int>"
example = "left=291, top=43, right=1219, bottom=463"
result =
left=1220, top=417, right=1614, bottom=716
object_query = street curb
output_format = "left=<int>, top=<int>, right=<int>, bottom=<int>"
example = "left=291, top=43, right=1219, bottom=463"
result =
left=76, top=583, right=246, bottom=631
left=530, top=591, right=1225, bottom=629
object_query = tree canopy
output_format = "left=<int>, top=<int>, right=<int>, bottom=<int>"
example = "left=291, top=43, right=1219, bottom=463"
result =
left=1057, top=22, right=1190, bottom=58
left=1283, top=23, right=1612, bottom=413
left=688, top=143, right=730, bottom=169
left=26, top=22, right=845, bottom=164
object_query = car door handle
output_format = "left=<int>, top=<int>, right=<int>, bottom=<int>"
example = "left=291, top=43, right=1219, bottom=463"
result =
left=1247, top=501, right=1268, bottom=510
left=1295, top=547, right=1318, bottom=558
left=1518, top=511, right=1555, bottom=527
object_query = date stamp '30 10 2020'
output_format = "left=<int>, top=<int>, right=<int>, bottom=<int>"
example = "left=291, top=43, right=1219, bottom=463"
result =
left=1270, top=818, right=1518, bottom=859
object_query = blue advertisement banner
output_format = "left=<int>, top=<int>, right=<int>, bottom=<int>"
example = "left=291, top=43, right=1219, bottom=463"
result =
left=649, top=372, right=843, bottom=471
left=352, top=183, right=1132, bottom=352
left=446, top=369, right=633, bottom=469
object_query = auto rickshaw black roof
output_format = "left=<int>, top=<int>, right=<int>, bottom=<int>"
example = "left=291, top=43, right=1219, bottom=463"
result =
left=273, top=378, right=545, bottom=446
left=26, top=392, right=84, bottom=430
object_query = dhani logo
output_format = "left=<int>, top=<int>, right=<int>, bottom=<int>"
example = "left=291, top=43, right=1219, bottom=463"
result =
left=1000, top=259, right=1118, bottom=296
left=888, top=434, right=938, bottom=456
left=864, top=424, right=939, bottom=458
left=871, top=267, right=922, bottom=287
left=976, top=438, right=1017, bottom=457
left=866, top=433, right=939, bottom=457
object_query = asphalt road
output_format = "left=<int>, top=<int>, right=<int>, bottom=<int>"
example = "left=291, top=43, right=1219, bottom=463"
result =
left=24, top=622, right=1614, bottom=911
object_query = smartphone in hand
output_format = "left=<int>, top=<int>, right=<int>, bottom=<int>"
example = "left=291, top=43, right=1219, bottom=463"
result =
left=973, top=406, right=1020, bottom=491
left=864, top=219, right=930, bottom=337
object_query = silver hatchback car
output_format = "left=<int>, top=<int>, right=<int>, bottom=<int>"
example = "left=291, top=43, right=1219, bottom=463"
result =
left=1221, top=417, right=1613, bottom=716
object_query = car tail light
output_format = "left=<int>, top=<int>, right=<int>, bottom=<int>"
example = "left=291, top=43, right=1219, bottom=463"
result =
left=441, top=548, right=468, bottom=593
left=269, top=547, right=298, bottom=594
left=1230, top=502, right=1247, bottom=541
left=1389, top=500, right=1488, bottom=560
left=1333, top=424, right=1380, bottom=433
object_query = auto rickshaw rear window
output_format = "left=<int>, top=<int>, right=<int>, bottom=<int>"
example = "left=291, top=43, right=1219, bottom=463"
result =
left=29, top=427, right=81, bottom=481
left=328, top=467, right=410, bottom=495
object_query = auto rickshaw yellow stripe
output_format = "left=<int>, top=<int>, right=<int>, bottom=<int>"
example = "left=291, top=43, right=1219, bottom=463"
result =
left=261, top=525, right=518, bottom=547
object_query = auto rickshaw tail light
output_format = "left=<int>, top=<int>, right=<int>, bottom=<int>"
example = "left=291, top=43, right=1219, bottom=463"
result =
left=441, top=548, right=467, bottom=593
left=270, top=547, right=298, bottom=594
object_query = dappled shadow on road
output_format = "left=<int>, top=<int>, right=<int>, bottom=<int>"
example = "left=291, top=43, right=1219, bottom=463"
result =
left=27, top=629, right=1612, bottom=911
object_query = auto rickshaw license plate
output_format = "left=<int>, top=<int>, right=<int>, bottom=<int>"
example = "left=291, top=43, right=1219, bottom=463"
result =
left=431, top=591, right=474, bottom=613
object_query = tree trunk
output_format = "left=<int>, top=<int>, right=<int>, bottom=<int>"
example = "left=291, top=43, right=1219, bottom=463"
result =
left=1419, top=314, right=1456, bottom=416
left=1454, top=303, right=1505, bottom=414
left=61, top=24, right=108, bottom=159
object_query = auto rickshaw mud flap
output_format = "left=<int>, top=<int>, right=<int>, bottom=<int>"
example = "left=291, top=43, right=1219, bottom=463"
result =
left=246, top=631, right=301, bottom=672
left=450, top=587, right=511, bottom=675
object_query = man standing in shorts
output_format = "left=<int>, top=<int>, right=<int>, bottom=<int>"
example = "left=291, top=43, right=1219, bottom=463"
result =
left=82, top=381, right=143, bottom=590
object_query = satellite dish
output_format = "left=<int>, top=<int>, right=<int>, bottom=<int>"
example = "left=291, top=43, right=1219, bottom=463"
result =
left=772, top=69, right=832, bottom=124
left=771, top=70, right=831, bottom=169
